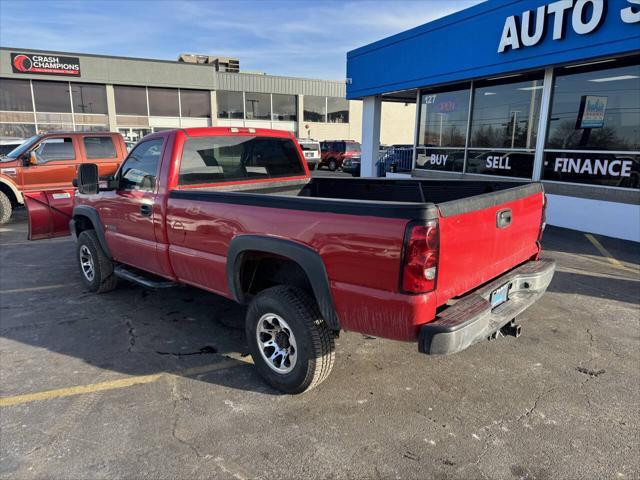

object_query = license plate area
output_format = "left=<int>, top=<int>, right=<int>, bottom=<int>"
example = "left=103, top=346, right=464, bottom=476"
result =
left=490, top=282, right=511, bottom=309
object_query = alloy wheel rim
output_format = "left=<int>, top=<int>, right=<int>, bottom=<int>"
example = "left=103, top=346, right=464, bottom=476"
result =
left=256, top=313, right=297, bottom=374
left=79, top=245, right=95, bottom=282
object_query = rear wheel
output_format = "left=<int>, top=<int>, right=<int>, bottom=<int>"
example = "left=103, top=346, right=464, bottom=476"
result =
left=328, top=159, right=338, bottom=171
left=77, top=230, right=118, bottom=293
left=0, top=191, right=12, bottom=225
left=308, top=163, right=316, bottom=171
left=246, top=286, right=335, bottom=394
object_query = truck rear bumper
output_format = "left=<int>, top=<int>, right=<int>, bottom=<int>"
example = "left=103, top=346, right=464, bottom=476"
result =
left=418, top=259, right=556, bottom=355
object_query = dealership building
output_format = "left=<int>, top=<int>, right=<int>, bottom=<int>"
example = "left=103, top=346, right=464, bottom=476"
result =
left=0, top=47, right=415, bottom=146
left=348, top=0, right=640, bottom=241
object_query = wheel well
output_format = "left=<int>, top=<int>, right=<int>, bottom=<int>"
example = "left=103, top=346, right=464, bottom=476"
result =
left=238, top=252, right=312, bottom=299
left=73, top=214, right=95, bottom=235
left=0, top=182, right=18, bottom=206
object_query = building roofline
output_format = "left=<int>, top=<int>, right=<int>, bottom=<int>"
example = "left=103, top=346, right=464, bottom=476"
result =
left=0, top=46, right=347, bottom=84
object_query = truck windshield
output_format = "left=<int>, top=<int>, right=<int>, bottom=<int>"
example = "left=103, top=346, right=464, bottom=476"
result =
left=3, top=136, right=41, bottom=159
left=178, top=135, right=305, bottom=186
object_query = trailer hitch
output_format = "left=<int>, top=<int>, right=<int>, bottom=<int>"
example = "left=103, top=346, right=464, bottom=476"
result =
left=489, top=319, right=522, bottom=340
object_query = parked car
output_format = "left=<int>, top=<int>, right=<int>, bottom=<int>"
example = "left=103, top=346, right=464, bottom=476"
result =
left=319, top=140, right=361, bottom=171
left=342, top=155, right=361, bottom=176
left=25, top=127, right=554, bottom=394
left=297, top=139, right=321, bottom=170
left=0, top=132, right=127, bottom=224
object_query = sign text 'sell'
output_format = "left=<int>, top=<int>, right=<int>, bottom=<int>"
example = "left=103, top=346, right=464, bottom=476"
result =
left=11, top=53, right=81, bottom=77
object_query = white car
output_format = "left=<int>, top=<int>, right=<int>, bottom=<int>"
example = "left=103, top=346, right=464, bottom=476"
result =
left=297, top=139, right=321, bottom=170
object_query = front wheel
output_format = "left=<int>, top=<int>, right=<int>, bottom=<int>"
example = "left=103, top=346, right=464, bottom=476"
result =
left=0, top=191, right=12, bottom=225
left=77, top=230, right=118, bottom=293
left=328, top=159, right=338, bottom=171
left=308, top=163, right=316, bottom=171
left=246, top=286, right=335, bottom=394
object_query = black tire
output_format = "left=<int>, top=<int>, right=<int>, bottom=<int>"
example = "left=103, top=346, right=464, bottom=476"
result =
left=308, top=163, right=316, bottom=171
left=76, top=230, right=118, bottom=293
left=328, top=159, right=338, bottom=171
left=0, top=191, right=12, bottom=225
left=246, top=286, right=335, bottom=394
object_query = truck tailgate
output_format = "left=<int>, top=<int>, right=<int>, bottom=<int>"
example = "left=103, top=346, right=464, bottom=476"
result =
left=435, top=184, right=543, bottom=306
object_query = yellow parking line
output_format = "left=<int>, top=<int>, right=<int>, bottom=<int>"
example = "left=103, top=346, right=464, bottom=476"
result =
left=0, top=356, right=252, bottom=407
left=584, top=234, right=636, bottom=274
left=0, top=284, right=74, bottom=294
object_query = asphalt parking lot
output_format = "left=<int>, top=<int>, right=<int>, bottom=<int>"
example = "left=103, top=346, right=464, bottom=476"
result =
left=1, top=207, right=638, bottom=480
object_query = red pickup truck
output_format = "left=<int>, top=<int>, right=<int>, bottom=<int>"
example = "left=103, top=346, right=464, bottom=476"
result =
left=25, top=127, right=555, bottom=394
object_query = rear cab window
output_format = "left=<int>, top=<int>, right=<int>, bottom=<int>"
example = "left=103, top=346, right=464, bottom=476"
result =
left=83, top=136, right=117, bottom=159
left=34, top=137, right=76, bottom=163
left=178, top=135, right=305, bottom=186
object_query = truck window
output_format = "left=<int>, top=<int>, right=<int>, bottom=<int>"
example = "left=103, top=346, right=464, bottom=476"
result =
left=178, top=136, right=304, bottom=186
left=119, top=139, right=163, bottom=191
left=84, top=136, right=116, bottom=159
left=34, top=137, right=75, bottom=163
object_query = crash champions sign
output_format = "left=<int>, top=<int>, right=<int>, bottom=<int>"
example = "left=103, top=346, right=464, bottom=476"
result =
left=11, top=52, right=80, bottom=76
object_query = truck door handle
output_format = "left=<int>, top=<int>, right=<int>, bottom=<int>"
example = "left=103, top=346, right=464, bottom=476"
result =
left=140, top=204, right=152, bottom=217
left=497, top=209, right=512, bottom=228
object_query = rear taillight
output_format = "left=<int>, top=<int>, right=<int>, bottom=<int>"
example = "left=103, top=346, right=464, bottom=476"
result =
left=537, top=193, right=547, bottom=243
left=401, top=220, right=439, bottom=294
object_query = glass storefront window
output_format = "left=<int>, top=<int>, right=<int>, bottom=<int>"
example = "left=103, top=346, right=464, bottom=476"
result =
left=327, top=98, right=349, bottom=123
left=245, top=92, right=270, bottom=120
left=466, top=150, right=535, bottom=178
left=547, top=59, right=640, bottom=152
left=542, top=152, right=639, bottom=189
left=470, top=75, right=543, bottom=150
left=114, top=86, right=148, bottom=116
left=272, top=94, right=297, bottom=121
left=418, top=86, right=469, bottom=148
left=0, top=79, right=33, bottom=112
left=543, top=57, right=640, bottom=189
left=71, top=83, right=108, bottom=114
left=415, top=147, right=465, bottom=173
left=33, top=81, right=71, bottom=113
left=0, top=123, right=36, bottom=141
left=148, top=87, right=179, bottom=117
left=303, top=96, right=326, bottom=123
left=180, top=90, right=210, bottom=118
left=416, top=85, right=470, bottom=173
left=217, top=91, right=244, bottom=119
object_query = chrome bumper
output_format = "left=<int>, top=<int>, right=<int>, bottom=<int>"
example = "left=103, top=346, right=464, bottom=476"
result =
left=418, top=259, right=556, bottom=355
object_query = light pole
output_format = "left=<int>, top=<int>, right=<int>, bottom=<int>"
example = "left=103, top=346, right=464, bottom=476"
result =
left=510, top=110, right=522, bottom=148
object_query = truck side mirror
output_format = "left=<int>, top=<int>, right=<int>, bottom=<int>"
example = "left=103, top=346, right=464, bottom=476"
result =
left=77, top=163, right=99, bottom=195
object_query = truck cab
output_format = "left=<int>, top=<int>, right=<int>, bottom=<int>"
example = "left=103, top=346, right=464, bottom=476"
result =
left=0, top=132, right=127, bottom=224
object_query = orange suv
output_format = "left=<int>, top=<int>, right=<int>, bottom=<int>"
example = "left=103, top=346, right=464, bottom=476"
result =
left=0, top=132, right=127, bottom=224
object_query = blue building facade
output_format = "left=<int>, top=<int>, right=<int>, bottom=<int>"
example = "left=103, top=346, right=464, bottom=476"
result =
left=347, top=0, right=640, bottom=241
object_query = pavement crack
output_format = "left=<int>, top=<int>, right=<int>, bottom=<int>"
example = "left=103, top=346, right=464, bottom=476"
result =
left=124, top=317, right=137, bottom=353
left=576, top=366, right=605, bottom=377
left=157, top=345, right=217, bottom=356
left=170, top=379, right=205, bottom=460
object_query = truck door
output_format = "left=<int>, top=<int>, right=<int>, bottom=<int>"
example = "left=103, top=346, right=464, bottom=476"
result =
left=23, top=189, right=74, bottom=240
left=99, top=137, right=167, bottom=276
left=20, top=136, right=80, bottom=191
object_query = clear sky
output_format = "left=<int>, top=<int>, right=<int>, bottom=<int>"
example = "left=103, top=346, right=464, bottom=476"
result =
left=0, top=0, right=482, bottom=80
